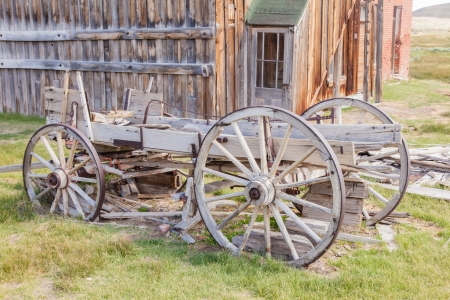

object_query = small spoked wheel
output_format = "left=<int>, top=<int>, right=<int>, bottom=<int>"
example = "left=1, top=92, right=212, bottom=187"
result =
left=194, top=106, right=345, bottom=266
left=23, top=124, right=105, bottom=221
left=301, top=98, right=410, bottom=225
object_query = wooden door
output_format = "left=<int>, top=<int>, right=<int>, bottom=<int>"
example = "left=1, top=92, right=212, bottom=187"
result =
left=250, top=28, right=293, bottom=109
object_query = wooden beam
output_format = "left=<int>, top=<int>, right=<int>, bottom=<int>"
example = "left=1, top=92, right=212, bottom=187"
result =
left=0, top=27, right=215, bottom=41
left=0, top=59, right=215, bottom=76
left=363, top=0, right=370, bottom=102
left=374, top=0, right=383, bottom=103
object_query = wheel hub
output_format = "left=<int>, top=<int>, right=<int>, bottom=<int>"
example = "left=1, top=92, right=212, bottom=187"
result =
left=47, top=168, right=69, bottom=189
left=245, top=176, right=276, bottom=206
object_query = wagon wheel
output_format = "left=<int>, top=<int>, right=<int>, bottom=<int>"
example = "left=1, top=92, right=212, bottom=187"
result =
left=301, top=98, right=410, bottom=225
left=194, top=106, right=345, bottom=266
left=23, top=124, right=105, bottom=221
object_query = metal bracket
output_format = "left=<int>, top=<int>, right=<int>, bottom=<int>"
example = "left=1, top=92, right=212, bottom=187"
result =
left=201, top=65, right=209, bottom=77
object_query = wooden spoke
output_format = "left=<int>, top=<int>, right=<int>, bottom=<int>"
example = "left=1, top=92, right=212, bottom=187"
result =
left=357, top=109, right=367, bottom=124
left=205, top=190, right=245, bottom=204
left=62, top=189, right=69, bottom=216
left=231, top=121, right=261, bottom=175
left=67, top=138, right=79, bottom=168
left=269, top=203, right=299, bottom=260
left=50, top=189, right=62, bottom=214
left=362, top=206, right=371, bottom=220
left=27, top=173, right=48, bottom=179
left=369, top=187, right=389, bottom=204
left=39, top=136, right=61, bottom=167
left=269, top=124, right=292, bottom=178
left=56, top=131, right=66, bottom=168
left=279, top=191, right=332, bottom=214
left=276, top=176, right=331, bottom=190
left=273, top=147, right=317, bottom=184
left=335, top=105, right=342, bottom=124
left=212, top=140, right=254, bottom=179
left=274, top=198, right=321, bottom=243
left=67, top=187, right=86, bottom=219
left=263, top=206, right=271, bottom=258
left=69, top=182, right=96, bottom=206
left=238, top=205, right=261, bottom=253
left=202, top=167, right=249, bottom=186
left=70, top=176, right=98, bottom=184
left=30, top=152, right=56, bottom=171
left=33, top=186, right=52, bottom=201
left=258, top=116, right=268, bottom=175
left=217, top=201, right=251, bottom=230
left=68, top=157, right=92, bottom=175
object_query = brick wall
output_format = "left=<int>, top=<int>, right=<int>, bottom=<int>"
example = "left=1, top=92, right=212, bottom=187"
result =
left=381, top=0, right=413, bottom=81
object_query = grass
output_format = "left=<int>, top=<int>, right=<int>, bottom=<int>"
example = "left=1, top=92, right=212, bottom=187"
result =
left=1, top=30, right=450, bottom=297
left=1, top=111, right=450, bottom=299
left=409, top=31, right=450, bottom=82
left=382, top=79, right=450, bottom=146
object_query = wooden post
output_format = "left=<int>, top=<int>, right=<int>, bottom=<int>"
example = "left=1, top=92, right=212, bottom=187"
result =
left=375, top=0, right=383, bottom=103
left=363, top=0, right=370, bottom=102
left=60, top=71, right=70, bottom=124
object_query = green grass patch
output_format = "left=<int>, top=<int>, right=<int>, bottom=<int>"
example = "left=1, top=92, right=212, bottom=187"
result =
left=383, top=79, right=450, bottom=109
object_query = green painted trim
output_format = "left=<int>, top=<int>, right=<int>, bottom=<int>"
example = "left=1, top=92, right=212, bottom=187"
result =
left=246, top=0, right=309, bottom=26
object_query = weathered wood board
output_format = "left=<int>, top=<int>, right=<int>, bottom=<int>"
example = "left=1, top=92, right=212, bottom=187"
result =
left=310, top=179, right=369, bottom=199
left=90, top=122, right=356, bottom=165
left=232, top=230, right=313, bottom=259
left=302, top=192, right=363, bottom=227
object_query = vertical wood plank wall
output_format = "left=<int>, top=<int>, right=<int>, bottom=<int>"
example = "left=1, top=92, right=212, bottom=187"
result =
left=0, top=0, right=217, bottom=118
left=291, top=0, right=362, bottom=114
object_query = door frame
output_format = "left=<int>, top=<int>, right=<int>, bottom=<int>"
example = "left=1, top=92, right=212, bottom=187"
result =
left=249, top=27, right=293, bottom=109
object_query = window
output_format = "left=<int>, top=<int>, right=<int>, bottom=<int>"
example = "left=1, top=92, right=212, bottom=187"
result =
left=255, top=32, right=285, bottom=90
left=360, top=6, right=366, bottom=22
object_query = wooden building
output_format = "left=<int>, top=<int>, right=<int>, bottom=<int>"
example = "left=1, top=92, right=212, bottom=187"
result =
left=0, top=0, right=366, bottom=118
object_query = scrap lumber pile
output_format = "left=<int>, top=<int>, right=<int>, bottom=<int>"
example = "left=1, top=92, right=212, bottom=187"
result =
left=357, top=146, right=450, bottom=200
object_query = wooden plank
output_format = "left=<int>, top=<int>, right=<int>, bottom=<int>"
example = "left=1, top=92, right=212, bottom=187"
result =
left=90, top=122, right=356, bottom=165
left=232, top=230, right=313, bottom=259
left=129, top=115, right=403, bottom=144
left=374, top=0, right=381, bottom=103
left=100, top=211, right=183, bottom=219
left=305, top=193, right=364, bottom=214
left=374, top=183, right=450, bottom=201
left=302, top=206, right=362, bottom=227
left=0, top=59, right=215, bottom=75
left=285, top=218, right=381, bottom=244
left=123, top=88, right=164, bottom=118
left=0, top=27, right=215, bottom=41
left=310, top=180, right=369, bottom=199
left=215, top=0, right=225, bottom=116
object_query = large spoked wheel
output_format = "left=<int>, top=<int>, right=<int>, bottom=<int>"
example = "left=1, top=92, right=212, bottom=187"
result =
left=23, top=124, right=105, bottom=221
left=302, top=98, right=410, bottom=225
left=194, top=106, right=346, bottom=266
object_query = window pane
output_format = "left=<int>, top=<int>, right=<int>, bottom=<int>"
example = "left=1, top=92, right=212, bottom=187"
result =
left=256, top=61, right=262, bottom=88
left=278, top=33, right=285, bottom=61
left=257, top=32, right=263, bottom=59
left=263, top=61, right=277, bottom=88
left=277, top=62, right=284, bottom=88
left=264, top=33, right=278, bottom=61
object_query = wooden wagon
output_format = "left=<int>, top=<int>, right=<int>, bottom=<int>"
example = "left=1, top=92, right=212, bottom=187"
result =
left=22, top=73, right=410, bottom=266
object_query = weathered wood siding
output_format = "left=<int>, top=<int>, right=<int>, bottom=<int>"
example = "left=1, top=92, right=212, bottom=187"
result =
left=0, top=0, right=216, bottom=118
left=291, top=0, right=361, bottom=114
